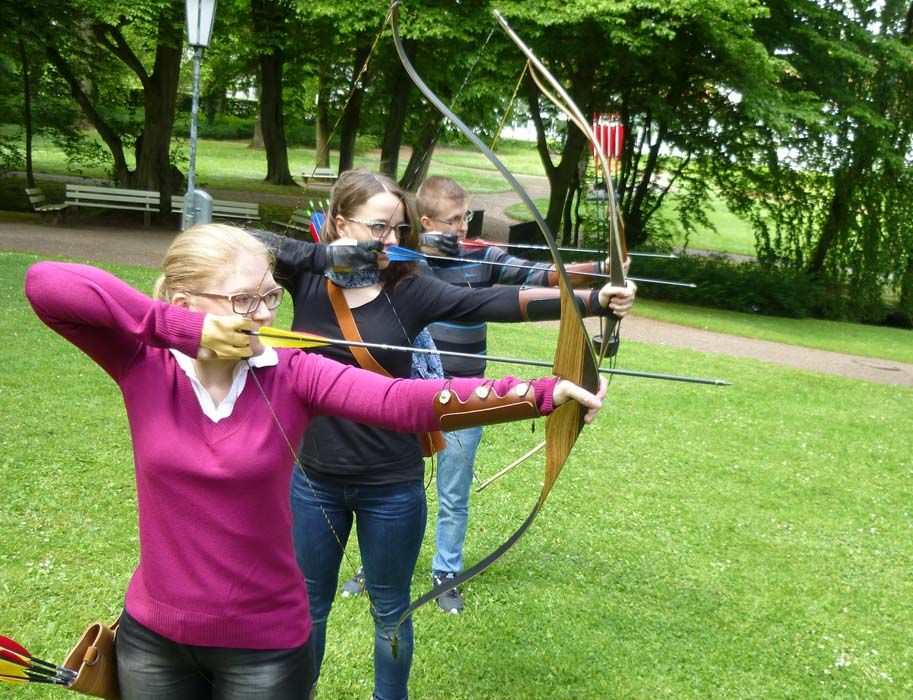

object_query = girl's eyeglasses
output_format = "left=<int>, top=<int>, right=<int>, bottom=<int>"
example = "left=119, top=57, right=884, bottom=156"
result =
left=345, top=218, right=412, bottom=239
left=192, top=287, right=284, bottom=315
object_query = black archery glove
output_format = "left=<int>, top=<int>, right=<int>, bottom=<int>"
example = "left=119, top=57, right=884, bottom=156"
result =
left=419, top=232, right=460, bottom=257
left=325, top=240, right=383, bottom=272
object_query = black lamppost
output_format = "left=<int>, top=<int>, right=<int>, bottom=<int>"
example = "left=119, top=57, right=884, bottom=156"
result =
left=182, top=0, right=217, bottom=230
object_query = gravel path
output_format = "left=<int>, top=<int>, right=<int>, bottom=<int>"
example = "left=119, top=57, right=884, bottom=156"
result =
left=3, top=218, right=911, bottom=387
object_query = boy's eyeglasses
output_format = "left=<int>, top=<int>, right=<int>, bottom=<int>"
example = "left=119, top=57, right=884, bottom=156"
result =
left=432, top=209, right=474, bottom=228
left=346, top=218, right=412, bottom=239
left=192, top=287, right=284, bottom=315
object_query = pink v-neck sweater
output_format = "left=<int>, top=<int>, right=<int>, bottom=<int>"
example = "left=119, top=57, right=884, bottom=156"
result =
left=25, top=262, right=556, bottom=649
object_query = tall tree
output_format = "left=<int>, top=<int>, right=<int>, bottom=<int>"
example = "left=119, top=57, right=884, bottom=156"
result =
left=40, top=0, right=185, bottom=213
left=714, top=0, right=913, bottom=322
left=496, top=0, right=777, bottom=247
left=250, top=0, right=296, bottom=185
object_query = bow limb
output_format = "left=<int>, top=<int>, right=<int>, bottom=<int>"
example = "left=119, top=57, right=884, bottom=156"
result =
left=493, top=10, right=628, bottom=363
left=389, top=0, right=597, bottom=636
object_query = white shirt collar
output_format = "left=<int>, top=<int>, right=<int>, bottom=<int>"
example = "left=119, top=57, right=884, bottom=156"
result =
left=170, top=347, right=279, bottom=422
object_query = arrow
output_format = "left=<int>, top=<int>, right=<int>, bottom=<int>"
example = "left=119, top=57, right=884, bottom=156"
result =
left=0, top=658, right=73, bottom=687
left=0, top=637, right=76, bottom=682
left=458, top=237, right=676, bottom=258
left=387, top=245, right=696, bottom=288
left=247, top=327, right=731, bottom=386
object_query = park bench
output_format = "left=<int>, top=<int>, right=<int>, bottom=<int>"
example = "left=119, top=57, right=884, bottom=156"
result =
left=65, top=184, right=159, bottom=227
left=25, top=187, right=68, bottom=221
left=302, top=167, right=338, bottom=184
left=270, top=202, right=327, bottom=242
left=170, top=195, right=259, bottom=223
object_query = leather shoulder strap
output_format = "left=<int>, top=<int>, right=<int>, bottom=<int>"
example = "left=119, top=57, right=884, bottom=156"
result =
left=326, top=279, right=390, bottom=377
left=326, top=279, right=445, bottom=457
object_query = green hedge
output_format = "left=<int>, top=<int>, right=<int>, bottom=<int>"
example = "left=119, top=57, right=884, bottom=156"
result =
left=631, top=253, right=908, bottom=326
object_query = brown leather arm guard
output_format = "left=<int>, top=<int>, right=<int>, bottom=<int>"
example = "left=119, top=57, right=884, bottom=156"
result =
left=518, top=287, right=605, bottom=321
left=547, top=261, right=601, bottom=288
left=434, top=382, right=540, bottom=431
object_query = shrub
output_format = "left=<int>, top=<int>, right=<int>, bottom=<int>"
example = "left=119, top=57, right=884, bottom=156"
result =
left=631, top=254, right=897, bottom=324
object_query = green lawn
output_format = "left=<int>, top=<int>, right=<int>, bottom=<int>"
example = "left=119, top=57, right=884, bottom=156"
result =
left=6, top=127, right=759, bottom=255
left=0, top=130, right=526, bottom=197
left=633, top=300, right=913, bottom=365
left=1, top=250, right=911, bottom=698
left=505, top=192, right=758, bottom=257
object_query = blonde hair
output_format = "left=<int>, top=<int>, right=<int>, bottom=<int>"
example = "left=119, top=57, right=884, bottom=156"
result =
left=416, top=176, right=467, bottom=219
left=153, top=224, right=273, bottom=301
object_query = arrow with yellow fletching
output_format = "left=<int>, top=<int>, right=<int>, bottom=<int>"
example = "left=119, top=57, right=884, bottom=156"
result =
left=0, top=634, right=77, bottom=688
left=247, top=327, right=730, bottom=386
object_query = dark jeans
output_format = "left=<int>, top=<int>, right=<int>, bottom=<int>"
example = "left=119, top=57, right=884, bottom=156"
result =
left=116, top=609, right=316, bottom=700
left=290, top=469, right=426, bottom=700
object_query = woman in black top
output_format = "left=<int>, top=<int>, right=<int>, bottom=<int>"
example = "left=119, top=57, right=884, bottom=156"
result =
left=272, top=169, right=634, bottom=700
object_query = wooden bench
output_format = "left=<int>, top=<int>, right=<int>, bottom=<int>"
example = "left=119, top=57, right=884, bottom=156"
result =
left=302, top=167, right=338, bottom=184
left=65, top=184, right=160, bottom=227
left=25, top=187, right=68, bottom=221
left=270, top=202, right=328, bottom=242
left=170, top=195, right=259, bottom=223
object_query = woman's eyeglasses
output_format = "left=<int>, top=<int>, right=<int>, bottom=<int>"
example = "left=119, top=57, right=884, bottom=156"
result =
left=192, top=287, right=284, bottom=315
left=345, top=218, right=412, bottom=239
left=432, top=209, right=474, bottom=228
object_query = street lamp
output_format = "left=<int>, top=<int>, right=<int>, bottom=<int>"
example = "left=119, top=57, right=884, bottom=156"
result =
left=182, top=0, right=217, bottom=230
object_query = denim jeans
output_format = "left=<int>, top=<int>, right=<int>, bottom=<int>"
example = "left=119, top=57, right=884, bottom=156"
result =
left=431, top=426, right=483, bottom=575
left=116, top=609, right=316, bottom=700
left=290, top=468, right=426, bottom=700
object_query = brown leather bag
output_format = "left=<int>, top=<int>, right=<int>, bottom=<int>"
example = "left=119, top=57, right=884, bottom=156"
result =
left=62, top=617, right=120, bottom=699
left=326, top=279, right=446, bottom=457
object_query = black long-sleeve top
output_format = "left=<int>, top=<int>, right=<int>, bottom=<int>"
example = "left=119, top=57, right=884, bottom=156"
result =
left=270, top=236, right=526, bottom=485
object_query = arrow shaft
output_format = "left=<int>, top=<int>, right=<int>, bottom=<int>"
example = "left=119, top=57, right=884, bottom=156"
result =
left=413, top=251, right=694, bottom=288
left=462, top=240, right=675, bottom=258
left=250, top=330, right=729, bottom=385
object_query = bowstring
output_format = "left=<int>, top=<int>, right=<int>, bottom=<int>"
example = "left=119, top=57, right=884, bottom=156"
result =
left=525, top=62, right=624, bottom=370
left=408, top=25, right=497, bottom=181
left=245, top=362, right=398, bottom=644
left=286, top=8, right=393, bottom=232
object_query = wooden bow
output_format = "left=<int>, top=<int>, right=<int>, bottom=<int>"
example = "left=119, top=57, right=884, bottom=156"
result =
left=493, top=9, right=630, bottom=364
left=389, top=0, right=603, bottom=641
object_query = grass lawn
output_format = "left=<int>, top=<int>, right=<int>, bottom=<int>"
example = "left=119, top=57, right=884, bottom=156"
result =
left=1, top=250, right=911, bottom=698
left=6, top=127, right=759, bottom=257
left=632, top=300, right=913, bottom=365
left=505, top=192, right=757, bottom=257
left=0, top=130, right=533, bottom=199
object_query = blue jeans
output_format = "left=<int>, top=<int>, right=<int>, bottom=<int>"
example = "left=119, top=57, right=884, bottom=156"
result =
left=116, top=609, right=316, bottom=700
left=431, top=426, right=483, bottom=575
left=290, top=468, right=426, bottom=700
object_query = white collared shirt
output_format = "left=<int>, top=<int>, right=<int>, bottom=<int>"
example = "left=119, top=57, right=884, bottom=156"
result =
left=170, top=347, right=279, bottom=422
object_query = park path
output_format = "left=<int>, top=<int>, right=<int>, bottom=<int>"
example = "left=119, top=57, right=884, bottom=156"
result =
left=1, top=219, right=911, bottom=387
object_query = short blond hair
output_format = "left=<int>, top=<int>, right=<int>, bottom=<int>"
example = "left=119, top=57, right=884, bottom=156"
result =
left=153, top=224, right=273, bottom=301
left=416, top=176, right=467, bottom=219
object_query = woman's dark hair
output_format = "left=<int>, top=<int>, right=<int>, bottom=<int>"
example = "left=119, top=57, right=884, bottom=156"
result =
left=321, top=169, right=419, bottom=287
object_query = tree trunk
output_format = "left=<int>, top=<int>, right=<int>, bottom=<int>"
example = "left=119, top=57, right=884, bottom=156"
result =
left=525, top=72, right=589, bottom=240
left=251, top=0, right=294, bottom=185
left=258, top=51, right=294, bottom=184
left=47, top=3, right=184, bottom=217
left=46, top=46, right=131, bottom=184
left=379, top=63, right=410, bottom=178
left=133, top=7, right=184, bottom=213
left=315, top=61, right=331, bottom=168
left=808, top=151, right=870, bottom=274
left=339, top=45, right=370, bottom=173
left=400, top=111, right=442, bottom=191
left=18, top=39, right=34, bottom=187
